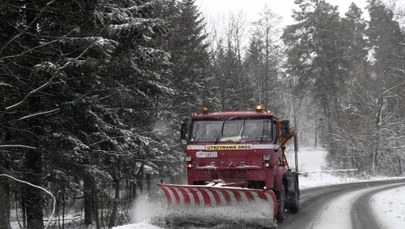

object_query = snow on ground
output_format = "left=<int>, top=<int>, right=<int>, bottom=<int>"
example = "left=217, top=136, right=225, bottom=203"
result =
left=285, top=147, right=360, bottom=189
left=114, top=221, right=162, bottom=229
left=371, top=186, right=405, bottom=228
left=309, top=183, right=404, bottom=229
left=114, top=147, right=405, bottom=229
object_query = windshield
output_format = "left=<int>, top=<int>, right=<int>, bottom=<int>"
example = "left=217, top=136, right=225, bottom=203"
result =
left=190, top=118, right=273, bottom=143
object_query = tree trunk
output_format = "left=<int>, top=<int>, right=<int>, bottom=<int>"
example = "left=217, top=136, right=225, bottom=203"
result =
left=0, top=174, right=11, bottom=229
left=23, top=95, right=44, bottom=229
left=372, top=93, right=383, bottom=175
left=24, top=149, right=44, bottom=229
left=314, top=117, right=318, bottom=148
left=21, top=196, right=26, bottom=228
left=146, top=174, right=151, bottom=193
left=62, top=187, right=65, bottom=229
left=108, top=178, right=120, bottom=228
left=94, top=193, right=100, bottom=229
left=84, top=175, right=94, bottom=226
left=139, top=165, right=144, bottom=194
left=0, top=129, right=11, bottom=228
left=132, top=180, right=137, bottom=199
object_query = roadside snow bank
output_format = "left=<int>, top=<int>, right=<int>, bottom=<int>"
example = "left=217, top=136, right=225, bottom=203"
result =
left=113, top=221, right=161, bottom=229
left=286, top=147, right=360, bottom=189
left=286, top=147, right=402, bottom=189
left=371, top=185, right=405, bottom=228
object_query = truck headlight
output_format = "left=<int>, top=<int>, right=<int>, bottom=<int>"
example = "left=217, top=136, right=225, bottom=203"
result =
left=263, top=155, right=271, bottom=168
left=186, top=156, right=193, bottom=168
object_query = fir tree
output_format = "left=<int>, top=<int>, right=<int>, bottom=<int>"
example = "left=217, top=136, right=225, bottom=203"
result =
left=167, top=0, right=213, bottom=117
left=0, top=0, right=173, bottom=227
left=246, top=6, right=283, bottom=111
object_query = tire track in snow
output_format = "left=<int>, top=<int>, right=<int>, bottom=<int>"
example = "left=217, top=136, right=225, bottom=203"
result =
left=308, top=183, right=405, bottom=229
left=351, top=183, right=405, bottom=229
left=280, top=179, right=405, bottom=229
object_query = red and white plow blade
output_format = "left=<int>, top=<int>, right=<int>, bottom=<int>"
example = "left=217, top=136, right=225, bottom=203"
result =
left=158, top=183, right=278, bottom=225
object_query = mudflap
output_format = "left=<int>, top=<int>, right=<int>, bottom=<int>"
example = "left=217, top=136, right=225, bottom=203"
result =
left=158, top=183, right=278, bottom=228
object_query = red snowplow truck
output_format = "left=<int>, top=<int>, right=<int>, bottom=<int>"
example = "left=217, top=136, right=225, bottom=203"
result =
left=158, top=106, right=299, bottom=227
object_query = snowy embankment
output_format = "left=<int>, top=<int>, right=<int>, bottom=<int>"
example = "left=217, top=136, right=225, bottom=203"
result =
left=291, top=148, right=405, bottom=229
left=286, top=147, right=360, bottom=189
left=371, top=186, right=405, bottom=228
left=114, top=147, right=405, bottom=229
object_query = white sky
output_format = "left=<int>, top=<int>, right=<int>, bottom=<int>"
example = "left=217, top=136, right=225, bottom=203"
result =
left=195, top=0, right=368, bottom=28
left=194, top=0, right=405, bottom=46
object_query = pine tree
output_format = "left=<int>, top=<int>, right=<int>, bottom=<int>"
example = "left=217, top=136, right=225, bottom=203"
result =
left=212, top=37, right=242, bottom=110
left=168, top=0, right=212, bottom=117
left=364, top=0, right=405, bottom=175
left=246, top=6, right=283, bottom=111
left=1, top=0, right=173, bottom=227
left=244, top=34, right=264, bottom=107
left=211, top=13, right=250, bottom=111
left=341, top=3, right=368, bottom=72
left=328, top=3, right=369, bottom=171
left=282, top=0, right=347, bottom=154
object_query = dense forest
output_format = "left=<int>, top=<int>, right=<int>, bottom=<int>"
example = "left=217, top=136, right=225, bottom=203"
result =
left=0, top=0, right=404, bottom=228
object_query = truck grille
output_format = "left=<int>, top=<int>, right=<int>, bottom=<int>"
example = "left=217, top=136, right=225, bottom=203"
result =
left=210, top=170, right=246, bottom=180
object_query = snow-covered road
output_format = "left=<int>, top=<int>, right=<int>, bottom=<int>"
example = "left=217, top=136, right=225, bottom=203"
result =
left=371, top=185, right=405, bottom=228
left=310, top=183, right=405, bottom=229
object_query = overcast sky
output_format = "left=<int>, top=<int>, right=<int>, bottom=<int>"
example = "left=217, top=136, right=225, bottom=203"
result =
left=194, top=0, right=369, bottom=28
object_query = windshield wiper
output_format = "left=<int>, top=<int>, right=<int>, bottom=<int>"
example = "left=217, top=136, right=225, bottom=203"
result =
left=239, top=119, right=246, bottom=138
left=215, top=119, right=228, bottom=144
left=260, top=120, right=266, bottom=143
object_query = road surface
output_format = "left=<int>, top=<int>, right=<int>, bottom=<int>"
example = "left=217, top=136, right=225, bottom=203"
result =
left=279, top=179, right=405, bottom=229
left=150, top=179, right=405, bottom=228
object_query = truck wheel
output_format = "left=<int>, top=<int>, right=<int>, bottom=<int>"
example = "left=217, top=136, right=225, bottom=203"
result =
left=276, top=185, right=286, bottom=223
left=285, top=172, right=300, bottom=213
left=287, top=187, right=299, bottom=213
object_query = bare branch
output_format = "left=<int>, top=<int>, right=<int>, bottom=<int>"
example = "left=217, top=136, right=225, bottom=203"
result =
left=0, top=0, right=56, bottom=57
left=91, top=135, right=131, bottom=146
left=0, top=173, right=55, bottom=228
left=18, top=108, right=60, bottom=121
left=5, top=73, right=58, bottom=111
left=383, top=80, right=405, bottom=94
left=4, top=45, right=92, bottom=113
left=0, top=145, right=37, bottom=150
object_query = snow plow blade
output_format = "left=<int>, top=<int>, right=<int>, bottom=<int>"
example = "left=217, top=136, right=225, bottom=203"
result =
left=158, top=183, right=278, bottom=227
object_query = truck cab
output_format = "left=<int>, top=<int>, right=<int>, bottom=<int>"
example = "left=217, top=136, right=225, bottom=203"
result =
left=182, top=106, right=291, bottom=192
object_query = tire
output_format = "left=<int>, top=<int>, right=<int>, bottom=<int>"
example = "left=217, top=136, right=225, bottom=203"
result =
left=276, top=185, right=286, bottom=223
left=285, top=172, right=300, bottom=213
left=286, top=187, right=299, bottom=213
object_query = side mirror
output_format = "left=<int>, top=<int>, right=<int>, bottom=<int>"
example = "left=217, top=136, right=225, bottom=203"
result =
left=282, top=120, right=290, bottom=137
left=180, top=122, right=188, bottom=144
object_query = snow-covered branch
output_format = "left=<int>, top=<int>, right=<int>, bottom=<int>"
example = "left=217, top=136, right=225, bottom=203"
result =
left=92, top=150, right=180, bottom=163
left=4, top=73, right=58, bottom=111
left=90, top=135, right=132, bottom=146
left=0, top=145, right=37, bottom=150
left=383, top=80, right=405, bottom=94
left=0, top=174, right=55, bottom=229
left=4, top=45, right=92, bottom=113
left=0, top=0, right=56, bottom=57
left=18, top=108, right=60, bottom=121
